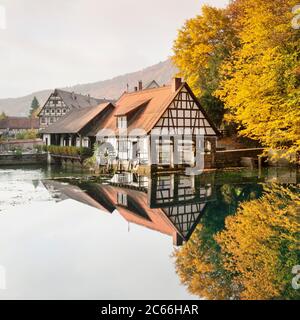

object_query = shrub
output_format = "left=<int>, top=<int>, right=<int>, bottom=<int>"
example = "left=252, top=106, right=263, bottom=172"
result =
left=46, top=145, right=93, bottom=158
left=14, top=148, right=22, bottom=158
left=34, top=145, right=43, bottom=153
left=16, top=129, right=38, bottom=140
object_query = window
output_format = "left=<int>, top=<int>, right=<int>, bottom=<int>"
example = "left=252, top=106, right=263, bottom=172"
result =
left=118, top=140, right=128, bottom=152
left=205, top=140, right=212, bottom=153
left=41, top=117, right=46, bottom=124
left=83, top=137, right=90, bottom=148
left=117, top=116, right=127, bottom=129
left=117, top=193, right=127, bottom=206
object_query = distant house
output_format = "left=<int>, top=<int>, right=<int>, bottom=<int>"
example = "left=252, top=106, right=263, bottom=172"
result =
left=0, top=117, right=40, bottom=137
left=144, top=80, right=160, bottom=89
left=41, top=102, right=115, bottom=147
left=41, top=78, right=220, bottom=170
left=38, top=89, right=110, bottom=128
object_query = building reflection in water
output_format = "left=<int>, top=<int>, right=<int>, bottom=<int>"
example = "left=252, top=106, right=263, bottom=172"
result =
left=42, top=168, right=299, bottom=300
left=43, top=172, right=216, bottom=246
left=42, top=168, right=299, bottom=247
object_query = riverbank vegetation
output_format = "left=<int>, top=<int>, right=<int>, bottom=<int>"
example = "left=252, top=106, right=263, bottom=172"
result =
left=45, top=145, right=93, bottom=158
left=15, top=129, right=39, bottom=140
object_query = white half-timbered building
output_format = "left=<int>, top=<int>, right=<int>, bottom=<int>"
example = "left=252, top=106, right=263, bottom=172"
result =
left=94, top=78, right=220, bottom=170
left=41, top=78, right=220, bottom=171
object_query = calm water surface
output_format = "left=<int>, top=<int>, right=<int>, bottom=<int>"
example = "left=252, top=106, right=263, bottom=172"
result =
left=0, top=165, right=299, bottom=300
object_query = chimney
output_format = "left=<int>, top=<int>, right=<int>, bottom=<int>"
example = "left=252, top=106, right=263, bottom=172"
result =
left=71, top=91, right=75, bottom=100
left=172, top=77, right=182, bottom=92
left=138, top=80, right=143, bottom=91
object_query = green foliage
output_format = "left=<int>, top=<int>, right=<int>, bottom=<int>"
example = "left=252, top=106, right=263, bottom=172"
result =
left=29, top=96, right=40, bottom=118
left=0, top=112, right=7, bottom=120
left=14, top=148, right=23, bottom=158
left=16, top=129, right=38, bottom=140
left=45, top=145, right=93, bottom=158
left=83, top=144, right=99, bottom=170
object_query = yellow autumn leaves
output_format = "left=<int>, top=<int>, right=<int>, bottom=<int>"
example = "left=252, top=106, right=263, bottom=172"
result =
left=173, top=0, right=300, bottom=158
left=174, top=184, right=300, bottom=300
left=216, top=184, right=299, bottom=300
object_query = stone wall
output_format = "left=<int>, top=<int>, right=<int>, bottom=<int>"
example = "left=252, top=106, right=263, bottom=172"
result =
left=0, top=153, right=47, bottom=166
left=216, top=148, right=264, bottom=168
left=0, top=139, right=43, bottom=153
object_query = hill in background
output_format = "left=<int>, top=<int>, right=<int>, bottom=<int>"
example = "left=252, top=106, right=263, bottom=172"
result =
left=0, top=59, right=177, bottom=116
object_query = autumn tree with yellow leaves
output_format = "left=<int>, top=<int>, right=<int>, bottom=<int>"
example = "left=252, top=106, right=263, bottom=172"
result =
left=173, top=0, right=300, bottom=157
left=172, top=5, right=238, bottom=126
left=217, top=0, right=300, bottom=157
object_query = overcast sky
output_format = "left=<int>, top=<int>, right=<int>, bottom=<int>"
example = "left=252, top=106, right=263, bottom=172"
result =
left=0, top=0, right=228, bottom=98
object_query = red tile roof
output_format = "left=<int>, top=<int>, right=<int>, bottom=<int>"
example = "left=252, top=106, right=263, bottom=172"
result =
left=114, top=98, right=151, bottom=116
left=92, top=82, right=220, bottom=136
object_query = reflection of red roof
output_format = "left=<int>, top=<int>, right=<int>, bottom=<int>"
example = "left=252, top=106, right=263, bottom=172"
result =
left=42, top=180, right=109, bottom=212
left=104, top=186, right=180, bottom=241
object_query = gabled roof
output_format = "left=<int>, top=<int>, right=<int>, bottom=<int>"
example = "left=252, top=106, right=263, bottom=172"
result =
left=38, top=89, right=113, bottom=116
left=95, top=82, right=220, bottom=136
left=41, top=102, right=113, bottom=134
left=0, top=117, right=40, bottom=130
left=54, top=89, right=108, bottom=109
left=95, top=85, right=178, bottom=135
left=144, top=80, right=160, bottom=89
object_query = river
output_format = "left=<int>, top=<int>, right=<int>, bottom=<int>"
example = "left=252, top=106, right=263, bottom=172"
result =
left=0, top=165, right=299, bottom=300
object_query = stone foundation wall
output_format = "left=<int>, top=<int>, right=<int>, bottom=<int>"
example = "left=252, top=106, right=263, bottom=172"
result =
left=0, top=139, right=43, bottom=153
left=0, top=153, right=47, bottom=166
left=216, top=148, right=264, bottom=168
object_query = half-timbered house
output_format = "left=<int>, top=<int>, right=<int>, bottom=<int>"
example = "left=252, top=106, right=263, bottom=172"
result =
left=41, top=102, right=115, bottom=147
left=94, top=78, right=220, bottom=170
left=38, top=89, right=109, bottom=128
left=41, top=78, right=220, bottom=170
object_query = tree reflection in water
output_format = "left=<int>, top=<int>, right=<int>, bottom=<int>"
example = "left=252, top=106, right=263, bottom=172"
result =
left=174, top=184, right=300, bottom=300
left=42, top=168, right=299, bottom=300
